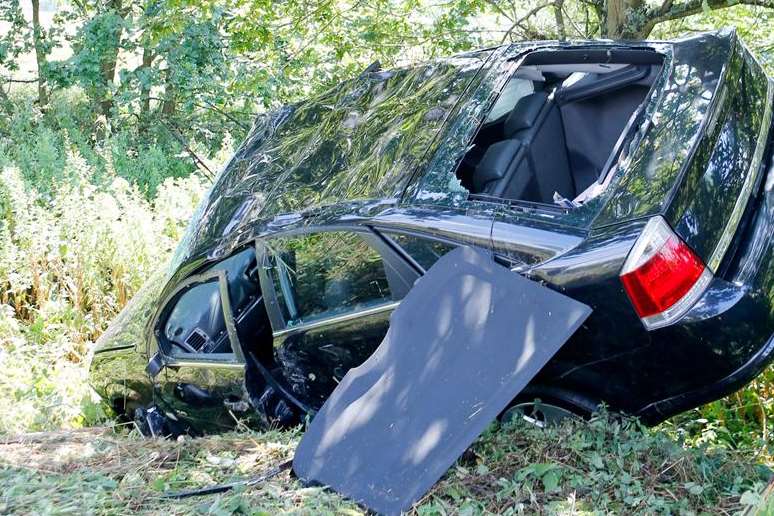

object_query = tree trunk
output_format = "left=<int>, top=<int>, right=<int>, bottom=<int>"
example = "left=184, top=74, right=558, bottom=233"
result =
left=30, top=0, right=48, bottom=107
left=161, top=68, right=176, bottom=118
left=0, top=83, right=12, bottom=114
left=139, top=46, right=153, bottom=135
left=554, top=0, right=566, bottom=40
left=603, top=0, right=649, bottom=39
left=99, top=0, right=127, bottom=119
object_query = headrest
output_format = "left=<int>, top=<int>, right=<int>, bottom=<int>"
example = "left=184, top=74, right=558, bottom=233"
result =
left=554, top=65, right=649, bottom=105
left=504, top=91, right=549, bottom=137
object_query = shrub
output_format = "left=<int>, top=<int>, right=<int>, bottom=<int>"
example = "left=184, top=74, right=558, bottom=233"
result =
left=0, top=151, right=207, bottom=433
left=0, top=87, right=198, bottom=198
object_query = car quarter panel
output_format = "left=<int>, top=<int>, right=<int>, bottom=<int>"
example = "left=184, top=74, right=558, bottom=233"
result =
left=635, top=160, right=774, bottom=421
left=491, top=197, right=773, bottom=422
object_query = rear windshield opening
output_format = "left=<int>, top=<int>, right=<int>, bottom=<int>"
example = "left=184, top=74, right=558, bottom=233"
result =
left=457, top=48, right=665, bottom=208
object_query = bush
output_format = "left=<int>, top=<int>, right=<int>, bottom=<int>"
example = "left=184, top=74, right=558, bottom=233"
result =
left=0, top=149, right=207, bottom=433
left=0, top=87, right=199, bottom=198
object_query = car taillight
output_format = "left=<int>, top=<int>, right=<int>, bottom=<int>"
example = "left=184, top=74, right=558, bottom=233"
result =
left=620, top=216, right=712, bottom=330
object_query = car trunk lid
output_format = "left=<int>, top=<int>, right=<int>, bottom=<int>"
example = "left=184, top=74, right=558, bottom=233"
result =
left=595, top=31, right=773, bottom=276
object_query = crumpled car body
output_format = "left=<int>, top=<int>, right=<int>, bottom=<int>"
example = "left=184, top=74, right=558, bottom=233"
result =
left=91, top=28, right=774, bottom=433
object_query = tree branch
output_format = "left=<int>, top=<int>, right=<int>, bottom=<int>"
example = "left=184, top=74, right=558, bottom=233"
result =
left=484, top=0, right=516, bottom=22
left=501, top=2, right=554, bottom=42
left=159, top=120, right=215, bottom=180
left=1, top=76, right=39, bottom=84
left=651, top=0, right=774, bottom=25
left=562, top=5, right=587, bottom=37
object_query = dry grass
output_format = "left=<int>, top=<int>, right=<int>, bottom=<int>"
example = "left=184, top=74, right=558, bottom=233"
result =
left=0, top=413, right=770, bottom=515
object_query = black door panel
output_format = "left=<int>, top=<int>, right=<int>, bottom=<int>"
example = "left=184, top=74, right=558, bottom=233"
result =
left=275, top=308, right=394, bottom=406
left=259, top=229, right=420, bottom=409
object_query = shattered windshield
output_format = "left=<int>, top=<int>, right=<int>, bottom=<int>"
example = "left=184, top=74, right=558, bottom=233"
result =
left=181, top=52, right=490, bottom=260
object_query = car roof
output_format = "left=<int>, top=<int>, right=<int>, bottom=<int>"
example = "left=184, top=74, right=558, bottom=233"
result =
left=183, top=52, right=491, bottom=253
left=174, top=30, right=738, bottom=266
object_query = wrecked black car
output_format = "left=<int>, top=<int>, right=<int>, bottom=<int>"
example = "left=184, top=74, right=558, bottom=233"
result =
left=91, top=29, right=774, bottom=437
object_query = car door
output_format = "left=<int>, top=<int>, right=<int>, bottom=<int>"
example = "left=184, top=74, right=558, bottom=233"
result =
left=149, top=246, right=263, bottom=432
left=258, top=228, right=419, bottom=409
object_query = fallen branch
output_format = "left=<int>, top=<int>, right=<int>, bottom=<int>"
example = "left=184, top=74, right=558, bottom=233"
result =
left=162, top=459, right=293, bottom=499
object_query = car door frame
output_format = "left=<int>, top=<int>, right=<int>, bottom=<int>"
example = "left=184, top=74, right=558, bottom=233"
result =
left=145, top=265, right=256, bottom=430
left=149, top=268, right=247, bottom=371
left=255, top=224, right=422, bottom=337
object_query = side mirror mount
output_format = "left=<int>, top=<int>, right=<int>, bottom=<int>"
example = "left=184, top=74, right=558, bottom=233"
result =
left=146, top=352, right=164, bottom=378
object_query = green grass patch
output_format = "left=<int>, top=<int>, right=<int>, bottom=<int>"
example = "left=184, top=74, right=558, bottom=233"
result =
left=0, top=412, right=769, bottom=514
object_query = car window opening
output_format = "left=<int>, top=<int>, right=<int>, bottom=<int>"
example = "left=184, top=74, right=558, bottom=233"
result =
left=156, top=245, right=302, bottom=423
left=457, top=48, right=665, bottom=208
left=264, top=232, right=398, bottom=329
left=160, top=247, right=268, bottom=359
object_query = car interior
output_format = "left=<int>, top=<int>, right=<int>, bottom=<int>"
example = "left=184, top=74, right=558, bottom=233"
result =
left=160, top=247, right=268, bottom=358
left=456, top=48, right=665, bottom=206
left=155, top=235, right=407, bottom=425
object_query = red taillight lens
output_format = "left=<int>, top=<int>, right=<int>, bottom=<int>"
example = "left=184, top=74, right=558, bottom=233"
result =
left=620, top=217, right=712, bottom=330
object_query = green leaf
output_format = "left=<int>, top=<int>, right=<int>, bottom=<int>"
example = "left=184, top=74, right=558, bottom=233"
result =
left=542, top=469, right=562, bottom=493
left=151, top=476, right=166, bottom=491
left=532, top=463, right=557, bottom=476
left=684, top=482, right=704, bottom=496
left=589, top=451, right=604, bottom=469
left=740, top=490, right=762, bottom=506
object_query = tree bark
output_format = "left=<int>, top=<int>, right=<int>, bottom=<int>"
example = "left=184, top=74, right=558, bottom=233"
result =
left=99, top=0, right=128, bottom=119
left=161, top=67, right=176, bottom=118
left=647, top=0, right=774, bottom=29
left=0, top=83, right=12, bottom=114
left=30, top=0, right=48, bottom=107
left=604, top=0, right=648, bottom=38
left=554, top=0, right=566, bottom=40
left=139, top=46, right=153, bottom=134
left=605, top=0, right=774, bottom=39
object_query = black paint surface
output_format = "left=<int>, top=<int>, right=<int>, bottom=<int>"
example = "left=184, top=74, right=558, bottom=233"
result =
left=292, top=247, right=591, bottom=515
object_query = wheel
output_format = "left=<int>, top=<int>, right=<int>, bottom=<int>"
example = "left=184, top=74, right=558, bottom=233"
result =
left=500, top=394, right=591, bottom=427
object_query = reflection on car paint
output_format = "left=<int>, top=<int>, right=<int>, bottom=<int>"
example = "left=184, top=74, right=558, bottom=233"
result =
left=90, top=30, right=774, bottom=435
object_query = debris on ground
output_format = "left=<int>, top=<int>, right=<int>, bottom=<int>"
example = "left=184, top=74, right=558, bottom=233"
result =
left=0, top=412, right=769, bottom=514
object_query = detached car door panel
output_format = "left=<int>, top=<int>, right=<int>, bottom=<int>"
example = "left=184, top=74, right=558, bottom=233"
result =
left=293, top=246, right=592, bottom=514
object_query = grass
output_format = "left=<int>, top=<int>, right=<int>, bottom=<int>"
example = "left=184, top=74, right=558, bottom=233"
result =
left=0, top=412, right=771, bottom=515
left=1, top=87, right=774, bottom=514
